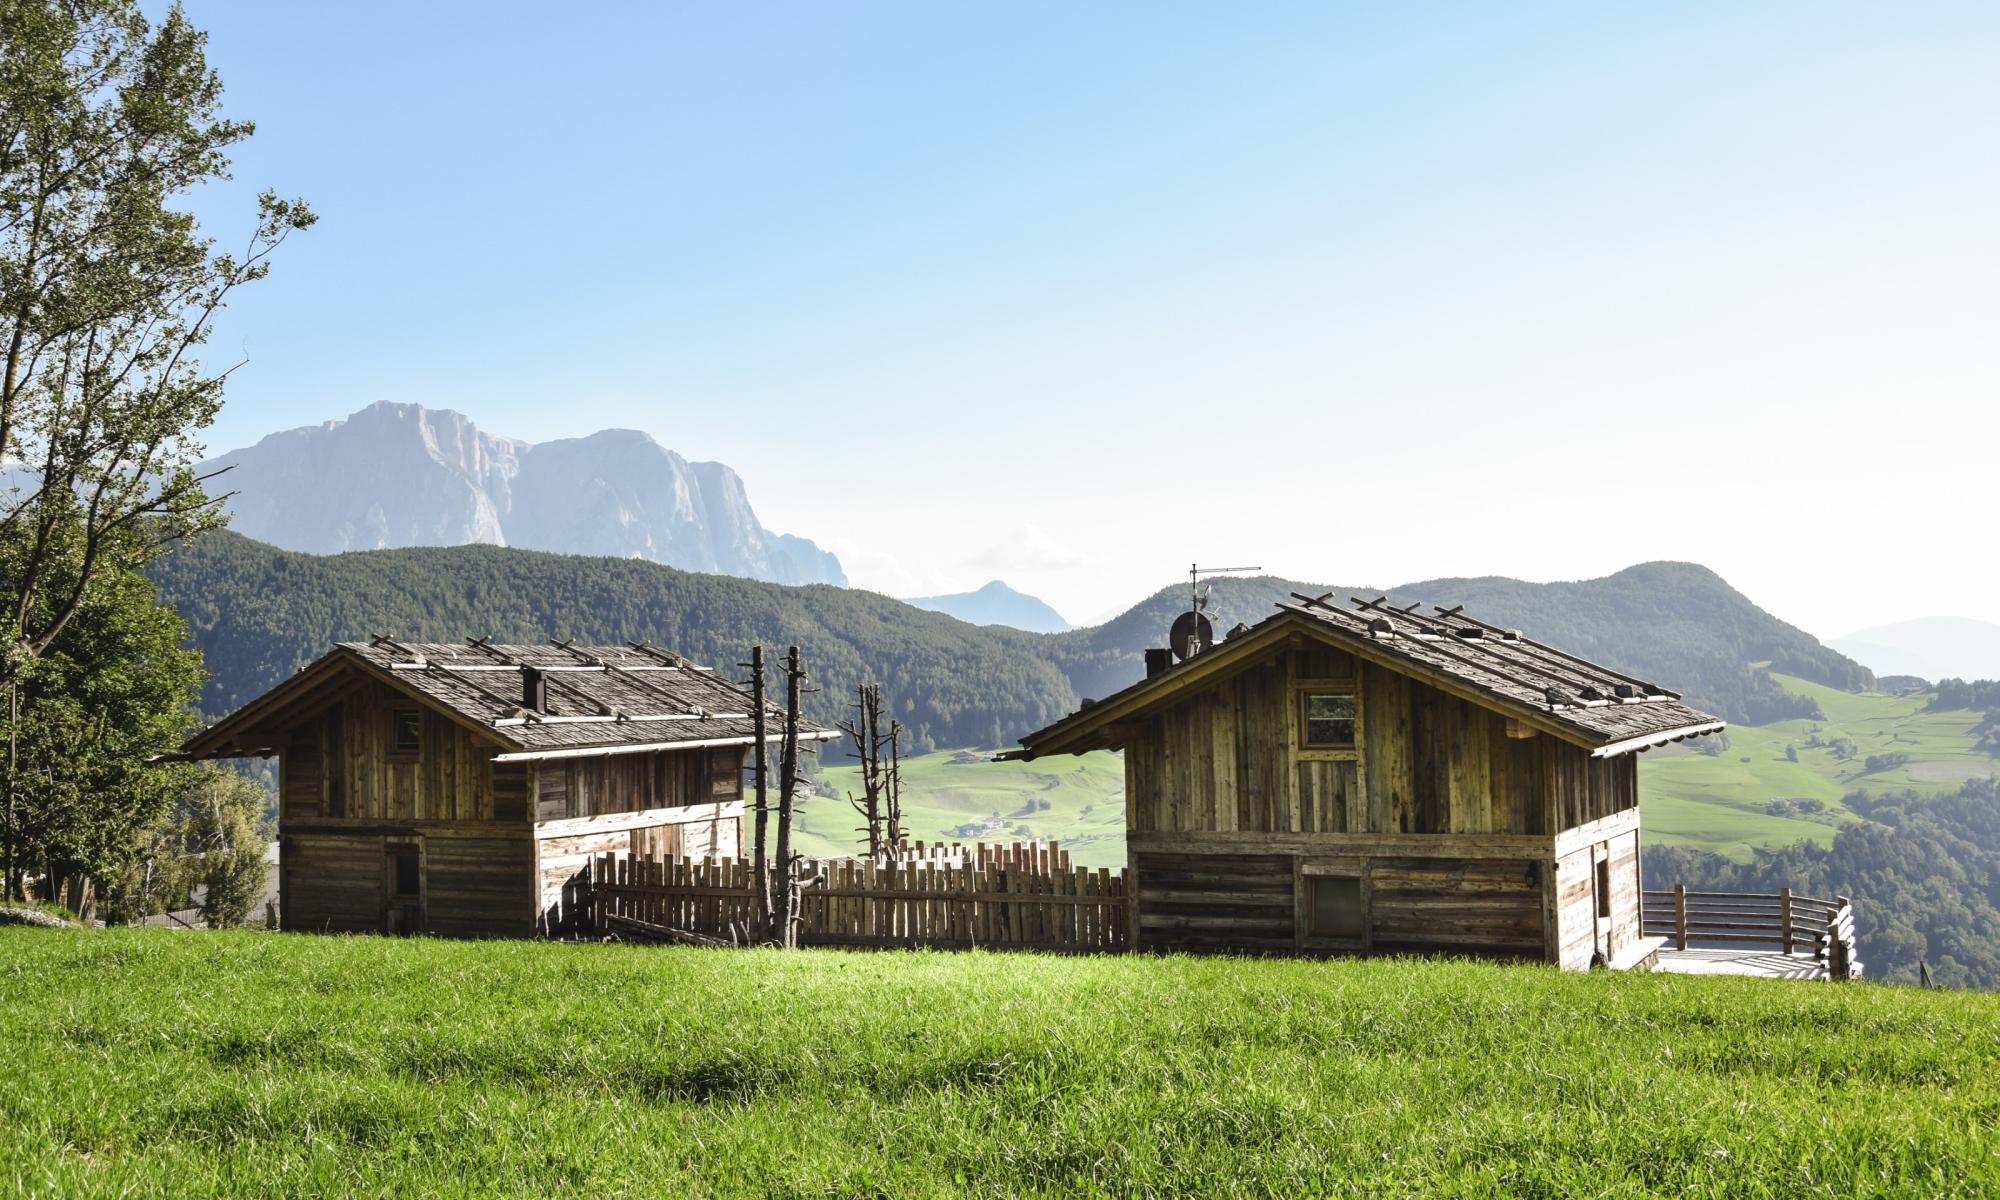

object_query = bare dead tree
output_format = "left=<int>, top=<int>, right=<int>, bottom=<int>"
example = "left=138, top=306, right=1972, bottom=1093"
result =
left=771, top=645, right=808, bottom=947
left=839, top=683, right=887, bottom=858
left=739, top=644, right=771, bottom=938
left=885, top=718, right=904, bottom=848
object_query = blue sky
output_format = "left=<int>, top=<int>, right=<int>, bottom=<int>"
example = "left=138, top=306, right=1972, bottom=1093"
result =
left=185, top=3, right=2000, bottom=633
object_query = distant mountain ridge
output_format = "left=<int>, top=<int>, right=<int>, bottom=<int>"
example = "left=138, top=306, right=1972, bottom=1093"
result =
left=199, top=402, right=845, bottom=586
left=904, top=581, right=1071, bottom=633
left=1831, top=617, right=2000, bottom=683
left=152, top=536, right=1872, bottom=748
left=1038, top=561, right=1874, bottom=726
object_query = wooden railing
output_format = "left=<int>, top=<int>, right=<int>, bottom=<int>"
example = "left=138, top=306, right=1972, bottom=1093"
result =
left=591, top=841, right=1129, bottom=953
left=1641, top=886, right=1859, bottom=980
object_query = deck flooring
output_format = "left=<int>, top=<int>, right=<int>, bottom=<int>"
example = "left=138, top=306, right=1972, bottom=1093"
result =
left=1654, top=947, right=1829, bottom=980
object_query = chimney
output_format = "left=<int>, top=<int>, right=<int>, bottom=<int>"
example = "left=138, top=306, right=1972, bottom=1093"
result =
left=522, top=666, right=546, bottom=711
left=1144, top=648, right=1172, bottom=678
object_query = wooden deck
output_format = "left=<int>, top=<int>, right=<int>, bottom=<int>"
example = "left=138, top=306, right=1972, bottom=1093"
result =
left=1641, top=887, right=1861, bottom=981
left=1654, top=946, right=1839, bottom=980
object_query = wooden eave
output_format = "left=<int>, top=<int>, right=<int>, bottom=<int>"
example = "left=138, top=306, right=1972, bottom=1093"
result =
left=1017, top=609, right=1644, bottom=760
left=181, top=648, right=524, bottom=760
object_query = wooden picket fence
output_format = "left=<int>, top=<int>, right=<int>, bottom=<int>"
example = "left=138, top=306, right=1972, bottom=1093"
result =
left=590, top=841, right=1128, bottom=953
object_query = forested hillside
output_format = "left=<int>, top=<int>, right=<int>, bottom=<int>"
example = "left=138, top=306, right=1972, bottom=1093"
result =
left=150, top=533, right=1076, bottom=753
left=153, top=535, right=1870, bottom=750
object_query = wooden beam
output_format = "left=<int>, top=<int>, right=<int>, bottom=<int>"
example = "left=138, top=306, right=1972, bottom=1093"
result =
left=535, top=801, right=745, bottom=841
left=1552, top=806, right=1641, bottom=858
left=1130, top=829, right=1557, bottom=860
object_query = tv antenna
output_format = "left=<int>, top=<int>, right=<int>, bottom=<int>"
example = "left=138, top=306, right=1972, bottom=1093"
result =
left=1172, top=563, right=1261, bottom=660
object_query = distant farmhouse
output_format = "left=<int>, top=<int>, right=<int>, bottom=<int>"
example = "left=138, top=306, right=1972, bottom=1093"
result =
left=1012, top=596, right=1726, bottom=968
left=183, top=639, right=835, bottom=936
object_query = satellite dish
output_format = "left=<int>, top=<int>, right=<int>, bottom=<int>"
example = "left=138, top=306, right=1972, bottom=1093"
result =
left=1169, top=611, right=1214, bottom=661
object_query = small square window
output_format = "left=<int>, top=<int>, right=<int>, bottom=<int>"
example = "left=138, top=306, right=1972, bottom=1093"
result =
left=1302, top=692, right=1356, bottom=748
left=1309, top=875, right=1363, bottom=939
left=392, top=710, right=421, bottom=752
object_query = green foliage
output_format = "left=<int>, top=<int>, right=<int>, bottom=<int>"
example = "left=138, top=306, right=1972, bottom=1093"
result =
left=0, top=526, right=201, bottom=896
left=0, top=0, right=313, bottom=670
left=152, top=768, right=269, bottom=928
left=2, top=930, right=1996, bottom=1196
left=1645, top=778, right=2000, bottom=989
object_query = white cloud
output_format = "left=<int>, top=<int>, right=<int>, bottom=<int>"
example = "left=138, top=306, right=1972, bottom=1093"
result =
left=964, top=523, right=1087, bottom=575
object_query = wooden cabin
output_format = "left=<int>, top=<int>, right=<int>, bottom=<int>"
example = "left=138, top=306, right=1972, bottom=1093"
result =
left=182, top=639, right=836, bottom=937
left=1011, top=597, right=1726, bottom=968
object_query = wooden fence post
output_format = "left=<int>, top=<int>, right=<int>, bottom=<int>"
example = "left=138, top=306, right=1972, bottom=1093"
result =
left=1779, top=886, right=1793, bottom=955
left=1673, top=883, right=1687, bottom=950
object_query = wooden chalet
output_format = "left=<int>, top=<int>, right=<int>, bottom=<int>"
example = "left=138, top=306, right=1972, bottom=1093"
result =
left=183, top=638, right=836, bottom=937
left=1011, top=595, right=1726, bottom=968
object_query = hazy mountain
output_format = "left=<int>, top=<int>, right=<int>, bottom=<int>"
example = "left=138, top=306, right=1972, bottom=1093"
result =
left=197, top=402, right=845, bottom=586
left=1831, top=617, right=2000, bottom=683
left=904, top=580, right=1072, bottom=633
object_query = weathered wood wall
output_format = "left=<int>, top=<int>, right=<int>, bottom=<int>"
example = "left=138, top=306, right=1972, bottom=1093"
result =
left=1121, top=639, right=1646, bottom=962
left=1126, top=646, right=1576, bottom=838
left=1133, top=852, right=1295, bottom=953
left=278, top=678, right=501, bottom=822
left=280, top=830, right=534, bottom=937
left=535, top=746, right=742, bottom=820
left=533, top=806, right=743, bottom=933
left=1368, top=858, right=1544, bottom=956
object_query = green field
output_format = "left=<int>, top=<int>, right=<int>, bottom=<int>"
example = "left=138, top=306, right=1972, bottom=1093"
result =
left=4, top=928, right=1997, bottom=1197
left=1640, top=674, right=1997, bottom=861
left=795, top=749, right=1128, bottom=867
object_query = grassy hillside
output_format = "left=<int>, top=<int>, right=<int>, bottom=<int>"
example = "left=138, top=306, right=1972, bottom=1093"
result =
left=1642, top=673, right=1998, bottom=861
left=5, top=929, right=1997, bottom=1197
left=795, top=749, right=1127, bottom=867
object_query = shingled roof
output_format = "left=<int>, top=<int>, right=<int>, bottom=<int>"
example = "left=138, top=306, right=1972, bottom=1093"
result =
left=1015, top=594, right=1724, bottom=760
left=183, top=638, right=838, bottom=762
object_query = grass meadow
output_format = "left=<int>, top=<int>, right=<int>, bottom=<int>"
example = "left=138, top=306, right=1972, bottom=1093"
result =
left=796, top=749, right=1127, bottom=867
left=1641, top=673, right=1997, bottom=860
left=3, top=928, right=1996, bottom=1197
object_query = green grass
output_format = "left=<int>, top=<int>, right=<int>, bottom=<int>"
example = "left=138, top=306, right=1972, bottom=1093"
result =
left=4, top=928, right=1998, bottom=1197
left=795, top=748, right=1127, bottom=867
left=1641, top=674, right=1997, bottom=861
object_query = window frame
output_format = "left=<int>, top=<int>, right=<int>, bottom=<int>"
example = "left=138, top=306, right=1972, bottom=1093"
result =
left=390, top=708, right=422, bottom=755
left=1306, top=873, right=1365, bottom=941
left=1298, top=687, right=1358, bottom=750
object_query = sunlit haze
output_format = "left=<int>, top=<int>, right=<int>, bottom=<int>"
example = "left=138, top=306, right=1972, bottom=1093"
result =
left=186, top=3, right=2000, bottom=635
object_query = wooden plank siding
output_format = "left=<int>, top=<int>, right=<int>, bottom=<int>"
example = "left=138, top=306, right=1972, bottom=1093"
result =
left=1134, top=852, right=1295, bottom=952
left=1122, top=638, right=1647, bottom=964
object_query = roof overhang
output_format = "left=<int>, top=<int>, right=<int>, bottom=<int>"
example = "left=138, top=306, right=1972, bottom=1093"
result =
left=492, top=729, right=844, bottom=763
left=1588, top=720, right=1728, bottom=758
left=180, top=647, right=523, bottom=760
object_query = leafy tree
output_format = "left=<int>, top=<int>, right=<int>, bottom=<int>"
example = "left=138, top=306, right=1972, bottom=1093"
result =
left=0, top=0, right=310, bottom=892
left=0, top=521, right=201, bottom=897
left=168, top=767, right=268, bottom=926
